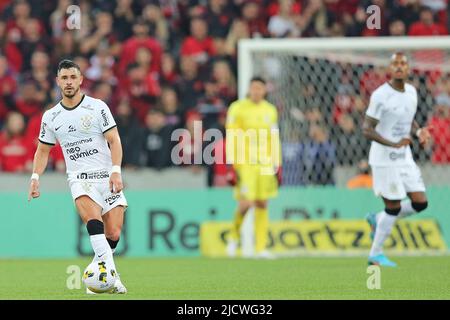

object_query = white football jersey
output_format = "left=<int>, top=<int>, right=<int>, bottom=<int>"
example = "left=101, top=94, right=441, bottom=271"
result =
left=39, top=94, right=117, bottom=178
left=366, top=82, right=418, bottom=167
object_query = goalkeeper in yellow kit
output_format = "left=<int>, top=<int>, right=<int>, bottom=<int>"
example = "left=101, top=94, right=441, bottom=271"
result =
left=225, top=77, right=281, bottom=258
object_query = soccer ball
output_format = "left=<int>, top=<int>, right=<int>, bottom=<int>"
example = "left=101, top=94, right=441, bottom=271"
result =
left=82, top=261, right=117, bottom=293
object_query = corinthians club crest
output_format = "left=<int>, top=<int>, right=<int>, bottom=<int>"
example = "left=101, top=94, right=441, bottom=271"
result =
left=80, top=114, right=93, bottom=132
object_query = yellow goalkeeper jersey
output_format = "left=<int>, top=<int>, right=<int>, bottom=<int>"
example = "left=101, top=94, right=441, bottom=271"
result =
left=225, top=98, right=281, bottom=170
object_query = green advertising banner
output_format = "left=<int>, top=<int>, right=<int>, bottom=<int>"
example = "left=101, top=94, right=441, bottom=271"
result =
left=1, top=187, right=449, bottom=258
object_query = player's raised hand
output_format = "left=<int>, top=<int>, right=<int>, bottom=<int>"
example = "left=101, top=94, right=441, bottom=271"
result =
left=418, top=126, right=432, bottom=148
left=28, top=179, right=40, bottom=201
left=110, top=172, right=123, bottom=194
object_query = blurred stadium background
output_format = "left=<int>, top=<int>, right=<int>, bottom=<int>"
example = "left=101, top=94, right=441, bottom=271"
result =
left=1, top=0, right=450, bottom=299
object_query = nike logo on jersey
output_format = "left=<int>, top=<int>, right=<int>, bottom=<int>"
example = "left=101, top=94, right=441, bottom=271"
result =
left=97, top=253, right=106, bottom=258
left=55, top=125, right=63, bottom=131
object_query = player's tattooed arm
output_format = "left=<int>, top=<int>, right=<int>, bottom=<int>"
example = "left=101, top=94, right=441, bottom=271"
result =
left=28, top=142, right=52, bottom=201
left=362, top=116, right=411, bottom=148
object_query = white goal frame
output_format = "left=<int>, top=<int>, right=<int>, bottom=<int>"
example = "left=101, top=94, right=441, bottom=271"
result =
left=238, top=36, right=450, bottom=99
left=236, top=36, right=450, bottom=257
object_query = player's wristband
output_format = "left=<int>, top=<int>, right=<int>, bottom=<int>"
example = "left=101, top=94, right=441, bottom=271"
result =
left=30, top=173, right=39, bottom=181
left=415, top=128, right=422, bottom=138
left=111, top=165, right=121, bottom=174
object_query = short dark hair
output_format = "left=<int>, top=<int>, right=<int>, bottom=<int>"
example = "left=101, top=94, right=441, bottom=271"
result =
left=250, top=76, right=266, bottom=85
left=420, top=6, right=433, bottom=14
left=57, top=59, right=81, bottom=74
left=390, top=51, right=409, bottom=62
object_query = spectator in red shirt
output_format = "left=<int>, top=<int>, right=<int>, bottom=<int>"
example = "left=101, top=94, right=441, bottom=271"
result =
left=5, top=0, right=34, bottom=39
left=120, top=62, right=161, bottom=124
left=0, top=54, right=17, bottom=125
left=408, top=7, right=448, bottom=64
left=429, top=95, right=450, bottom=164
left=408, top=7, right=448, bottom=36
left=180, top=17, right=217, bottom=65
left=118, top=18, right=163, bottom=78
left=324, top=0, right=359, bottom=17
left=0, top=19, right=23, bottom=72
left=160, top=52, right=180, bottom=86
left=0, top=111, right=32, bottom=172
left=135, top=46, right=162, bottom=96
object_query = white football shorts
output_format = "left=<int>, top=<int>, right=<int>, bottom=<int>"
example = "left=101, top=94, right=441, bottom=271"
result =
left=371, top=164, right=426, bottom=200
left=68, top=171, right=128, bottom=215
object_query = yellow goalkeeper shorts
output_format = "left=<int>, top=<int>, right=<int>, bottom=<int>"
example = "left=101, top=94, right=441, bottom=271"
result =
left=234, top=165, right=278, bottom=201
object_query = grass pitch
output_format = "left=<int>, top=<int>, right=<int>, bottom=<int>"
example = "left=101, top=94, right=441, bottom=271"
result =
left=0, top=256, right=449, bottom=300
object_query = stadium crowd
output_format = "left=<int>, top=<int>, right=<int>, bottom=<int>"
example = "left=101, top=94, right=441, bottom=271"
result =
left=1, top=0, right=450, bottom=186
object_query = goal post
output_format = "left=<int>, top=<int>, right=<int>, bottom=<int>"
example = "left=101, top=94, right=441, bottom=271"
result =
left=238, top=36, right=450, bottom=99
left=237, top=36, right=450, bottom=257
left=238, top=36, right=450, bottom=175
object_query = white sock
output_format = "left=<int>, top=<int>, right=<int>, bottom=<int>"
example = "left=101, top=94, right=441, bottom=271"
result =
left=397, top=199, right=417, bottom=219
left=90, top=234, right=116, bottom=271
left=370, top=211, right=397, bottom=257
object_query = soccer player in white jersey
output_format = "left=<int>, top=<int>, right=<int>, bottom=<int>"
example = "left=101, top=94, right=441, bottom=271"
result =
left=363, top=52, right=432, bottom=267
left=28, top=60, right=128, bottom=293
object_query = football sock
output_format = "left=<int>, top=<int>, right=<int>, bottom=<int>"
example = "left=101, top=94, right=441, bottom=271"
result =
left=229, top=208, right=245, bottom=242
left=397, top=199, right=415, bottom=219
left=107, top=237, right=119, bottom=254
left=86, top=219, right=116, bottom=270
left=255, top=207, right=269, bottom=253
left=370, top=211, right=397, bottom=257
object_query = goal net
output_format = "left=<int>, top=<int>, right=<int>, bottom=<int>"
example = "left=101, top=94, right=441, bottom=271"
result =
left=238, top=37, right=450, bottom=187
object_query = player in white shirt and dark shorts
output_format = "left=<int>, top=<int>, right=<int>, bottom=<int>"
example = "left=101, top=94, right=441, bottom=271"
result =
left=363, top=52, right=432, bottom=267
left=28, top=60, right=128, bottom=293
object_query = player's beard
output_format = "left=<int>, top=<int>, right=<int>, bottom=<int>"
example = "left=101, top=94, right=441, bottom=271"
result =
left=62, top=86, right=80, bottom=99
left=393, top=69, right=407, bottom=82
left=393, top=76, right=405, bottom=82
